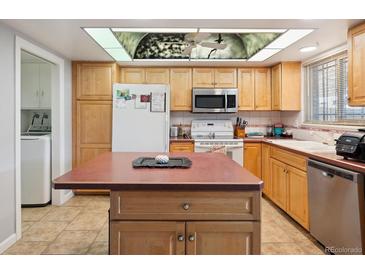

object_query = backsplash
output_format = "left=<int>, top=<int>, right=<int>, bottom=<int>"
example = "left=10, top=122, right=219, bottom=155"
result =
left=170, top=111, right=282, bottom=134
left=171, top=111, right=361, bottom=145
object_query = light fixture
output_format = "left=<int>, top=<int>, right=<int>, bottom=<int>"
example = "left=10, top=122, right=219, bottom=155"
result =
left=83, top=28, right=132, bottom=61
left=111, top=28, right=198, bottom=33
left=300, top=45, right=317, bottom=52
left=199, top=28, right=287, bottom=33
left=248, top=49, right=281, bottom=62
left=265, top=29, right=314, bottom=49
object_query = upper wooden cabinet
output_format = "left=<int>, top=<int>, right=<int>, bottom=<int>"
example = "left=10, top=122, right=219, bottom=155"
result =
left=272, top=62, right=301, bottom=111
left=254, top=68, right=271, bottom=110
left=120, top=68, right=145, bottom=84
left=170, top=68, right=192, bottom=111
left=193, top=68, right=237, bottom=88
left=238, top=68, right=255, bottom=110
left=74, top=62, right=118, bottom=100
left=145, top=68, right=170, bottom=84
left=121, top=68, right=169, bottom=84
left=192, top=68, right=215, bottom=87
left=214, top=68, right=237, bottom=88
left=348, top=22, right=365, bottom=106
left=243, top=143, right=262, bottom=178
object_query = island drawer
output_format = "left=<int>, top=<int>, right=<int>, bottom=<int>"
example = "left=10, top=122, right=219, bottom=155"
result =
left=270, top=146, right=307, bottom=171
left=110, top=191, right=261, bottom=221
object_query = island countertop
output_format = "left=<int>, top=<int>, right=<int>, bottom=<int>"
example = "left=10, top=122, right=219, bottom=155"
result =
left=53, top=152, right=263, bottom=191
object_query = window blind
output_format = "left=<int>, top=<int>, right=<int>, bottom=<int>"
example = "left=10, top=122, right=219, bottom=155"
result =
left=306, top=53, right=365, bottom=125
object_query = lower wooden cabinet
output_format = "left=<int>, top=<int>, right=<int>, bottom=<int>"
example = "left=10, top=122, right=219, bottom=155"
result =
left=270, top=158, right=288, bottom=211
left=243, top=143, right=262, bottom=178
left=186, top=221, right=260, bottom=255
left=268, top=151, right=309, bottom=229
left=110, top=221, right=185, bottom=255
left=261, top=144, right=272, bottom=197
left=287, top=166, right=309, bottom=229
left=169, top=141, right=194, bottom=152
left=110, top=221, right=260, bottom=255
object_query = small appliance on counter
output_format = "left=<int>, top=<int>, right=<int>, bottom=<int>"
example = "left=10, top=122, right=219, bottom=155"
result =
left=170, top=126, right=178, bottom=137
left=273, top=123, right=284, bottom=137
left=335, top=129, right=365, bottom=162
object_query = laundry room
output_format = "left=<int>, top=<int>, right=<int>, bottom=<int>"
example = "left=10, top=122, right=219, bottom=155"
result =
left=20, top=50, right=53, bottom=207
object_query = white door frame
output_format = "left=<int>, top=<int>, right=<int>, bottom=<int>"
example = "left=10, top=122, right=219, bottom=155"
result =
left=15, top=36, right=73, bottom=240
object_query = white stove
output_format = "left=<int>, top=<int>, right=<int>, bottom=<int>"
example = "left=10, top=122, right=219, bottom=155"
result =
left=191, top=120, right=244, bottom=166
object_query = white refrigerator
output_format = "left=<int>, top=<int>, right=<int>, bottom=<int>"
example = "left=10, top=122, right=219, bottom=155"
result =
left=112, top=83, right=170, bottom=152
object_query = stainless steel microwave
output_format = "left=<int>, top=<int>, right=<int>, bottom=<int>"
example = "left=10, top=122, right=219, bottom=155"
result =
left=192, top=88, right=238, bottom=113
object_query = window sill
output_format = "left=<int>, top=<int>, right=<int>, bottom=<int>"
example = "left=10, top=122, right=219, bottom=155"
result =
left=301, top=122, right=364, bottom=131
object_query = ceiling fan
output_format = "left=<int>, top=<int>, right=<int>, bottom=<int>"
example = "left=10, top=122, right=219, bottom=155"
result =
left=182, top=30, right=227, bottom=56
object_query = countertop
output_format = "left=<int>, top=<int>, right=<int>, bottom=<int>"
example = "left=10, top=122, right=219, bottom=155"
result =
left=244, top=137, right=365, bottom=174
left=53, top=152, right=263, bottom=191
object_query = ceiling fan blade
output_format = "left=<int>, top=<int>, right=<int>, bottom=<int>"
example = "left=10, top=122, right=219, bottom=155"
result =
left=182, top=44, right=196, bottom=55
left=194, top=32, right=210, bottom=42
left=200, top=42, right=227, bottom=50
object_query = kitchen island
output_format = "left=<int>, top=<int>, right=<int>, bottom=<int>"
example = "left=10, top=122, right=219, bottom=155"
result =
left=53, top=152, right=263, bottom=255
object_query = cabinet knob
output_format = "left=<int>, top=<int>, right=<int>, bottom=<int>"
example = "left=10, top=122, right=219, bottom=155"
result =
left=182, top=203, right=190, bottom=210
left=177, top=234, right=184, bottom=241
left=188, top=235, right=195, bottom=241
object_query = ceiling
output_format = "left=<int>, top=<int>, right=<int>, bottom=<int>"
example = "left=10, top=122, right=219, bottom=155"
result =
left=3, top=19, right=363, bottom=66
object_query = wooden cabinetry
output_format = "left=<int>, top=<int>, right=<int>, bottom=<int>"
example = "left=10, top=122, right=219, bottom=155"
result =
left=186, top=221, right=260, bottom=255
left=268, top=146, right=309, bottom=229
left=243, top=143, right=262, bottom=178
left=169, top=141, right=194, bottom=152
left=110, top=190, right=261, bottom=255
left=270, top=158, right=288, bottom=211
left=238, top=68, right=255, bottom=110
left=170, top=68, right=192, bottom=111
left=287, top=165, right=309, bottom=229
left=110, top=221, right=185, bottom=255
left=261, top=144, right=272, bottom=197
left=75, top=63, right=118, bottom=100
left=272, top=62, right=301, bottom=111
left=348, top=22, right=365, bottom=106
left=254, top=68, right=271, bottom=110
left=72, top=62, right=119, bottom=194
left=75, top=100, right=112, bottom=166
left=193, top=68, right=237, bottom=88
left=121, top=68, right=169, bottom=84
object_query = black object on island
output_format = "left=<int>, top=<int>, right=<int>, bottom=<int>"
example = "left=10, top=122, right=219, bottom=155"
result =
left=132, top=157, right=192, bottom=168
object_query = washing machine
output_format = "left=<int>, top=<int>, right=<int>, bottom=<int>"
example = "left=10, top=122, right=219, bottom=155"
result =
left=21, top=134, right=51, bottom=206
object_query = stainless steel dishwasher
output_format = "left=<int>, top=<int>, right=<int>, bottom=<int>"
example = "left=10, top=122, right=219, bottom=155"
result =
left=308, top=159, right=365, bottom=254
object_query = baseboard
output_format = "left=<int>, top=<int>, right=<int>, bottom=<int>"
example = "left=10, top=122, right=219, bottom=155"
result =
left=0, top=233, right=17, bottom=254
left=62, top=190, right=74, bottom=204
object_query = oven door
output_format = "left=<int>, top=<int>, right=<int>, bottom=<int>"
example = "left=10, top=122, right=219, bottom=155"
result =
left=193, top=89, right=226, bottom=113
left=194, top=144, right=243, bottom=166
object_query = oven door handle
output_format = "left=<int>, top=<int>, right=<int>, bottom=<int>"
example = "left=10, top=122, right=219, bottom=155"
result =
left=195, top=145, right=243, bottom=149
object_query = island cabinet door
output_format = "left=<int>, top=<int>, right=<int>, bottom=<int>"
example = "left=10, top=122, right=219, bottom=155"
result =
left=186, top=221, right=260, bottom=255
left=110, top=221, right=185, bottom=255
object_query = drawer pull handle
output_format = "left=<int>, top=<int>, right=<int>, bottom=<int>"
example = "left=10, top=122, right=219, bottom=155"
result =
left=188, top=235, right=195, bottom=241
left=182, top=203, right=190, bottom=210
left=177, top=235, right=185, bottom=241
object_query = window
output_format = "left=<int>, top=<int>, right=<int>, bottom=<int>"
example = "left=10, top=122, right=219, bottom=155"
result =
left=305, top=53, right=365, bottom=125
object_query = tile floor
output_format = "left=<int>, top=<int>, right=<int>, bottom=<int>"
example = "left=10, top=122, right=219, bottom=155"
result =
left=3, top=195, right=324, bottom=255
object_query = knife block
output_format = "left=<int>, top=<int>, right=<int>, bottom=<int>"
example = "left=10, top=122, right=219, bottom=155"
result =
left=234, top=126, right=245, bottom=138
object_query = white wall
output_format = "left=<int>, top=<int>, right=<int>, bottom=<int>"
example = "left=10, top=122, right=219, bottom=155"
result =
left=0, top=22, right=72, bottom=248
left=0, top=22, right=16, bottom=246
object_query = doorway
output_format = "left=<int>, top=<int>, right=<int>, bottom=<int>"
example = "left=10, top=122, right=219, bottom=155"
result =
left=15, top=37, right=73, bottom=240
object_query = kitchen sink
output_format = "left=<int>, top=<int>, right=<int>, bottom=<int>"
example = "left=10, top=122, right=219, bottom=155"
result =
left=268, top=140, right=335, bottom=153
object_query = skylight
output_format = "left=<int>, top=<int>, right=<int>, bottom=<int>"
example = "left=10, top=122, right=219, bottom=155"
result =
left=83, top=27, right=314, bottom=62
